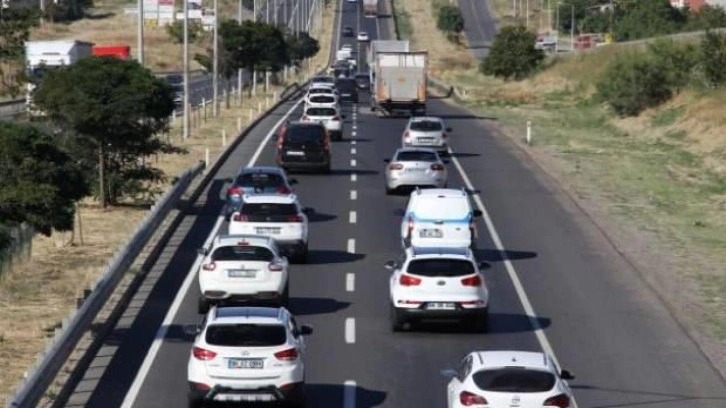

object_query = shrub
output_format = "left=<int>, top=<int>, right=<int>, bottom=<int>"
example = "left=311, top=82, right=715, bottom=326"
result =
left=480, top=26, right=544, bottom=81
left=647, top=39, right=698, bottom=93
left=700, top=30, right=726, bottom=88
left=437, top=5, right=464, bottom=34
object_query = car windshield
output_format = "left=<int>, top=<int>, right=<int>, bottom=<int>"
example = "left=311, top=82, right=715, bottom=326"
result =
left=472, top=368, right=556, bottom=393
left=410, top=120, right=443, bottom=131
left=309, top=95, right=336, bottom=104
left=406, top=259, right=475, bottom=277
left=285, top=126, right=325, bottom=143
left=236, top=172, right=283, bottom=188
left=205, top=324, right=287, bottom=347
left=306, top=107, right=337, bottom=117
left=241, top=203, right=298, bottom=216
left=211, top=245, right=275, bottom=262
left=396, top=151, right=438, bottom=162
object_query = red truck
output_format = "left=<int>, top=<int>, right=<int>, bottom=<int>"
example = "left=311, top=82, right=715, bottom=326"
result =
left=92, top=45, right=131, bottom=60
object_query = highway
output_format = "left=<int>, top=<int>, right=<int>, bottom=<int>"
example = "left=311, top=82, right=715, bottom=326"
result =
left=57, top=0, right=726, bottom=407
left=457, top=0, right=498, bottom=58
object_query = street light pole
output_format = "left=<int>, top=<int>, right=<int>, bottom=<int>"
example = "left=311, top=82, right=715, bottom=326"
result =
left=137, top=0, right=144, bottom=64
left=238, top=0, right=243, bottom=103
left=183, top=0, right=190, bottom=139
left=213, top=0, right=219, bottom=116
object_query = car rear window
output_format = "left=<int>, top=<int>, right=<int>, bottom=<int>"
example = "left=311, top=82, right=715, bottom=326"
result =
left=211, top=245, right=275, bottom=262
left=309, top=95, right=336, bottom=104
left=396, top=151, right=438, bottom=162
left=205, top=324, right=287, bottom=347
left=309, top=88, right=334, bottom=94
left=285, top=126, right=326, bottom=143
left=336, top=80, right=356, bottom=91
left=241, top=203, right=298, bottom=216
left=406, top=259, right=475, bottom=277
left=306, top=107, right=337, bottom=117
left=237, top=172, right=282, bottom=187
left=472, top=368, right=556, bottom=393
left=312, top=77, right=334, bottom=84
left=414, top=197, right=470, bottom=219
left=410, top=120, right=443, bottom=131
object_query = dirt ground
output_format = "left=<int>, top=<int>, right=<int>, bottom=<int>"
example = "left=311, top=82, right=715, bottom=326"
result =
left=0, top=0, right=335, bottom=400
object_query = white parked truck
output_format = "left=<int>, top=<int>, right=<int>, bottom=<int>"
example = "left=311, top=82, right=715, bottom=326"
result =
left=363, top=0, right=378, bottom=17
left=370, top=51, right=428, bottom=117
left=25, top=40, right=94, bottom=114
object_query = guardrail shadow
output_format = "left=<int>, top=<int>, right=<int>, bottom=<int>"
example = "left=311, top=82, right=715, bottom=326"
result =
left=476, top=249, right=538, bottom=263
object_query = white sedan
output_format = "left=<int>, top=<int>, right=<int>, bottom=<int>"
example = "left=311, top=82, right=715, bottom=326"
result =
left=357, top=31, right=370, bottom=42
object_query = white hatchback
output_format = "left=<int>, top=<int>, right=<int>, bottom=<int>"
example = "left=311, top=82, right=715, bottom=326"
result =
left=197, top=235, right=289, bottom=314
left=228, top=194, right=310, bottom=263
left=301, top=105, right=345, bottom=141
left=400, top=188, right=482, bottom=249
left=442, top=350, right=576, bottom=408
left=386, top=246, right=489, bottom=332
left=186, top=306, right=313, bottom=408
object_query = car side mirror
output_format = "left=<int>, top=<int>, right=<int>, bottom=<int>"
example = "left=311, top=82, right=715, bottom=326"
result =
left=300, top=324, right=314, bottom=335
left=197, top=248, right=208, bottom=256
left=446, top=127, right=453, bottom=132
left=384, top=260, right=396, bottom=270
left=289, top=178, right=299, bottom=185
left=440, top=369, right=457, bottom=379
left=183, top=324, right=202, bottom=336
left=383, top=158, right=391, bottom=163
left=560, top=369, right=575, bottom=380
left=472, top=209, right=483, bottom=217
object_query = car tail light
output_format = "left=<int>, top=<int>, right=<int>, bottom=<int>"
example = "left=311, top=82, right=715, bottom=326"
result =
left=544, top=394, right=571, bottom=408
left=403, top=131, right=411, bottom=143
left=332, top=115, right=341, bottom=121
left=227, top=187, right=243, bottom=198
left=288, top=215, right=303, bottom=222
left=459, top=390, right=487, bottom=405
left=274, top=348, right=299, bottom=361
left=442, top=132, right=448, bottom=139
left=232, top=213, right=248, bottom=222
left=202, top=262, right=216, bottom=271
left=406, top=217, right=414, bottom=236
left=397, top=299, right=423, bottom=305
left=189, top=381, right=211, bottom=391
left=302, top=115, right=309, bottom=121
left=277, top=185, right=291, bottom=194
left=461, top=275, right=482, bottom=286
left=192, top=347, right=217, bottom=361
left=268, top=263, right=284, bottom=272
left=399, top=274, right=422, bottom=286
left=430, top=163, right=445, bottom=171
left=388, top=163, right=404, bottom=170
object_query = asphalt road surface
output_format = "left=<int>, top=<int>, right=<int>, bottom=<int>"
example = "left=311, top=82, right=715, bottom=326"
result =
left=59, top=0, right=726, bottom=407
left=457, top=0, right=498, bottom=59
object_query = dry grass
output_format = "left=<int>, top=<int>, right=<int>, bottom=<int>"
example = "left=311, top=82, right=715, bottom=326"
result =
left=0, top=0, right=335, bottom=400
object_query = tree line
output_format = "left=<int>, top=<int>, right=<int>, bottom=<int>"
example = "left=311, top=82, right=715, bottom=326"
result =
left=0, top=17, right=320, bottom=253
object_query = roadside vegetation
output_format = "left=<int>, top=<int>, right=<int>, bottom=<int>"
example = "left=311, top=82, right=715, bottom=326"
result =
left=0, top=0, right=334, bottom=401
left=395, top=0, right=726, bottom=371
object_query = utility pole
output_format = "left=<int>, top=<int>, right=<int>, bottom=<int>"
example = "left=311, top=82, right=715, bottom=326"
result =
left=137, top=0, right=144, bottom=64
left=238, top=0, right=243, bottom=102
left=213, top=0, right=219, bottom=116
left=555, top=0, right=559, bottom=52
left=526, top=0, right=529, bottom=29
left=267, top=0, right=270, bottom=23
left=252, top=0, right=257, bottom=97
left=183, top=0, right=190, bottom=139
left=570, top=3, right=575, bottom=52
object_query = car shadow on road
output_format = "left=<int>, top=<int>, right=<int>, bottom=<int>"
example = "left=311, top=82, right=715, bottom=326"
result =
left=298, top=169, right=379, bottom=177
left=448, top=152, right=481, bottom=158
left=210, top=383, right=387, bottom=407
left=407, top=313, right=551, bottom=334
left=476, top=249, right=538, bottom=262
left=306, top=211, right=337, bottom=223
left=570, top=384, right=726, bottom=407
left=436, top=114, right=498, bottom=121
left=305, top=249, right=365, bottom=264
left=288, top=297, right=351, bottom=316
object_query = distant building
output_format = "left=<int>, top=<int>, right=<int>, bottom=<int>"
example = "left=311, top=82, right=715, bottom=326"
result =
left=669, top=0, right=709, bottom=11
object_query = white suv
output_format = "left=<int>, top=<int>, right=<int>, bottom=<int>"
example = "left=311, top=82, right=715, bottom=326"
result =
left=228, top=194, right=310, bottom=263
left=400, top=188, right=482, bottom=249
left=197, top=234, right=290, bottom=314
left=386, top=246, right=489, bottom=332
left=301, top=105, right=345, bottom=141
left=186, top=306, right=313, bottom=407
left=442, top=350, right=575, bottom=408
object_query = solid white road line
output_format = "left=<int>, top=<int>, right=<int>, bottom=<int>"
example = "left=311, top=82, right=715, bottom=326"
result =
left=347, top=238, right=356, bottom=253
left=349, top=211, right=357, bottom=224
left=121, top=97, right=306, bottom=408
left=350, top=159, right=357, bottom=167
left=448, top=149, right=580, bottom=408
left=345, top=318, right=356, bottom=344
left=350, top=190, right=357, bottom=200
left=351, top=147, right=357, bottom=155
left=346, top=273, right=355, bottom=292
left=344, top=380, right=356, bottom=408
left=351, top=173, right=357, bottom=182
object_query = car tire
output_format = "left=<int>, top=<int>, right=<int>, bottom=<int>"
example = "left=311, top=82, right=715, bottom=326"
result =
left=390, top=304, right=406, bottom=332
left=188, top=394, right=203, bottom=408
left=197, top=295, right=211, bottom=315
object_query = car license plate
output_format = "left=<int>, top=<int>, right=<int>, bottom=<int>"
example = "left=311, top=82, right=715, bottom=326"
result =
left=342, top=93, right=351, bottom=97
left=227, top=358, right=264, bottom=369
left=227, top=269, right=257, bottom=278
left=416, top=138, right=434, bottom=144
left=419, top=228, right=443, bottom=238
left=286, top=151, right=304, bottom=156
left=426, top=302, right=456, bottom=310
left=256, top=227, right=281, bottom=234
left=404, top=168, right=425, bottom=173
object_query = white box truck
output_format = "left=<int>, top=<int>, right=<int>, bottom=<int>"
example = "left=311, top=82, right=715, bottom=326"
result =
left=370, top=51, right=428, bottom=117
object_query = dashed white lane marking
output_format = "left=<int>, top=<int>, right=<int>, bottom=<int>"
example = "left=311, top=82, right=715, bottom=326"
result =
left=349, top=211, right=357, bottom=224
left=352, top=124, right=357, bottom=130
left=351, top=173, right=357, bottom=182
left=351, top=159, right=357, bottom=167
left=351, top=130, right=357, bottom=137
left=351, top=140, right=357, bottom=145
left=448, top=148, right=580, bottom=408
left=344, top=380, right=356, bottom=408
left=351, top=147, right=357, bottom=155
left=347, top=238, right=355, bottom=253
left=350, top=190, right=357, bottom=200
left=345, top=318, right=356, bottom=344
left=346, top=273, right=355, bottom=292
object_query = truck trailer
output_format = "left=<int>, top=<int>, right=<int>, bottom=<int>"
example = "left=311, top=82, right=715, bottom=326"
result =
left=363, top=0, right=378, bottom=18
left=370, top=51, right=428, bottom=117
left=92, top=45, right=131, bottom=60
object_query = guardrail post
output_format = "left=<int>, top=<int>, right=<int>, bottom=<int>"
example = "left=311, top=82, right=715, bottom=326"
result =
left=273, top=91, right=278, bottom=101
left=266, top=96, right=270, bottom=109
left=248, top=109, right=253, bottom=121
left=526, top=121, right=532, bottom=145
left=202, top=98, right=207, bottom=122
left=257, top=101, right=262, bottom=113
left=205, top=147, right=210, bottom=167
left=237, top=117, right=242, bottom=132
left=221, top=129, right=227, bottom=146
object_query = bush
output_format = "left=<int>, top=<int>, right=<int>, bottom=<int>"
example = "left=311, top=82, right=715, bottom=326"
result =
left=595, top=54, right=673, bottom=116
left=165, top=21, right=203, bottom=44
left=480, top=25, right=544, bottom=81
left=437, top=5, right=464, bottom=34
left=700, top=30, right=726, bottom=88
left=647, top=39, right=699, bottom=92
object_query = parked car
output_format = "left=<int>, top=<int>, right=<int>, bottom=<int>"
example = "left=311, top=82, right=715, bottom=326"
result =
left=275, top=121, right=331, bottom=173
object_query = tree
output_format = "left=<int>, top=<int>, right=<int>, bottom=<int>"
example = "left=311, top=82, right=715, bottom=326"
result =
left=612, top=0, right=684, bottom=41
left=480, top=25, right=544, bottom=81
left=166, top=20, right=204, bottom=44
left=242, top=0, right=255, bottom=10
left=32, top=57, right=182, bottom=207
left=0, top=122, right=88, bottom=236
left=219, top=20, right=290, bottom=78
left=437, top=5, right=465, bottom=42
left=700, top=30, right=726, bottom=88
left=285, top=31, right=320, bottom=62
left=0, top=8, right=39, bottom=97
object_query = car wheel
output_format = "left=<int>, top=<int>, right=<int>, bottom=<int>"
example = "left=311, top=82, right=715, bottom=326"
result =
left=197, top=295, right=211, bottom=315
left=390, top=304, right=405, bottom=332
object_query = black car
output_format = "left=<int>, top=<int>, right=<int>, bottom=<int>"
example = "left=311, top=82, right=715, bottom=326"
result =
left=276, top=122, right=331, bottom=173
left=343, top=26, right=354, bottom=37
left=354, top=73, right=370, bottom=90
left=335, top=78, right=359, bottom=103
